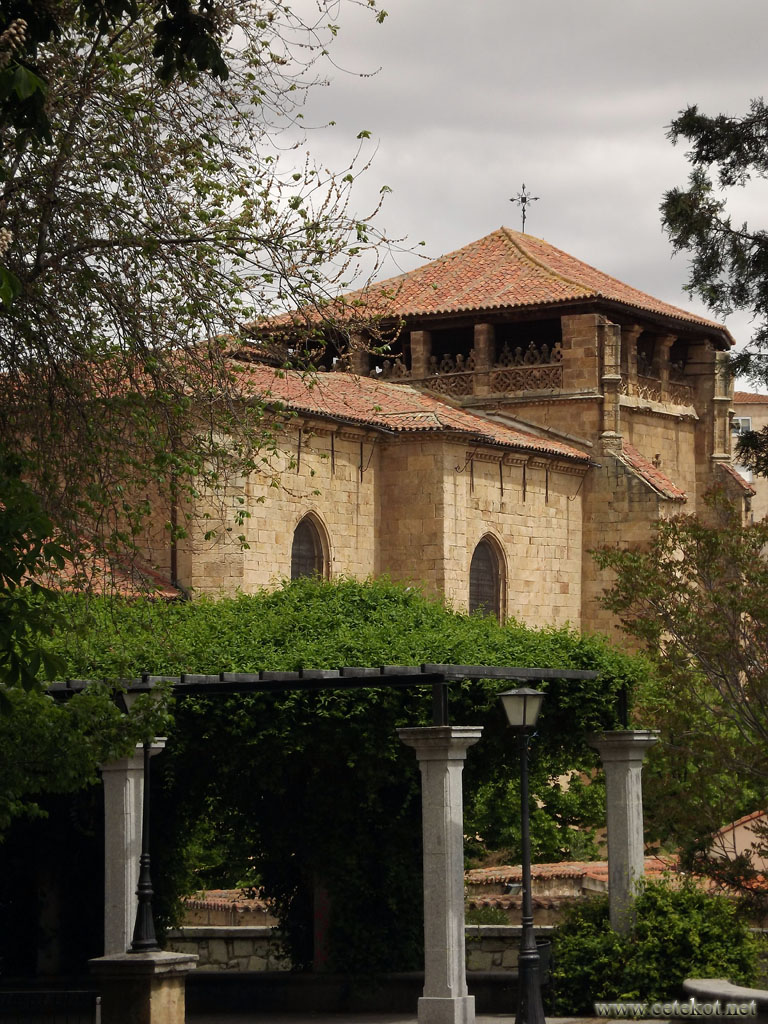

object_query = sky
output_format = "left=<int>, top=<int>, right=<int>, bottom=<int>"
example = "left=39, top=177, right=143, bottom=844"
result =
left=288, top=0, right=768, bottom=365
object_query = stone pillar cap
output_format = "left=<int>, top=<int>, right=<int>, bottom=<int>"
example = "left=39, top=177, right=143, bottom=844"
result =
left=588, top=729, right=659, bottom=760
left=398, top=725, right=483, bottom=759
left=89, top=951, right=198, bottom=977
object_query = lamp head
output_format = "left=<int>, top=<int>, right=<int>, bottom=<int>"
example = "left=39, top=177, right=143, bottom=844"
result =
left=119, top=679, right=162, bottom=715
left=499, top=687, right=545, bottom=731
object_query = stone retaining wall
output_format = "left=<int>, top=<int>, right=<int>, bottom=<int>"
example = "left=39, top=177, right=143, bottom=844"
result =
left=166, top=927, right=289, bottom=972
left=166, top=925, right=553, bottom=973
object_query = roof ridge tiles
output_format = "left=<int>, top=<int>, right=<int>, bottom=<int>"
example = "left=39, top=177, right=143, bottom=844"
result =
left=499, top=226, right=593, bottom=298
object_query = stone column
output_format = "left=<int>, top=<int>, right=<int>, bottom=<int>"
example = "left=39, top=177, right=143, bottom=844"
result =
left=599, top=320, right=622, bottom=453
left=410, top=329, right=432, bottom=379
left=657, top=334, right=676, bottom=403
left=622, top=325, right=642, bottom=393
left=399, top=726, right=482, bottom=1024
left=588, top=731, right=659, bottom=934
left=348, top=330, right=371, bottom=376
left=473, top=323, right=494, bottom=395
left=102, top=740, right=166, bottom=955
left=713, top=350, right=734, bottom=459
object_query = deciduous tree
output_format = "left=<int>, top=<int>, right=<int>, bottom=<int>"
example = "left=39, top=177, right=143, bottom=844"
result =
left=594, top=496, right=768, bottom=884
left=0, top=0, right=392, bottom=683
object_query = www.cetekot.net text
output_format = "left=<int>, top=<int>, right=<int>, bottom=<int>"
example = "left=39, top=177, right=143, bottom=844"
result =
left=594, top=998, right=758, bottom=1019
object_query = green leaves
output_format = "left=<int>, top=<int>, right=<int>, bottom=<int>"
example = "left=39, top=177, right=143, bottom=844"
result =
left=0, top=263, right=20, bottom=306
left=37, top=576, right=647, bottom=972
left=0, top=454, right=73, bottom=693
left=595, top=494, right=768, bottom=870
left=662, top=98, right=768, bottom=362
left=10, top=64, right=44, bottom=101
left=552, top=879, right=760, bottom=1013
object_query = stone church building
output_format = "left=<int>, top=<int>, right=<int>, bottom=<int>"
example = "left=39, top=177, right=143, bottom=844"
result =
left=154, top=227, right=752, bottom=636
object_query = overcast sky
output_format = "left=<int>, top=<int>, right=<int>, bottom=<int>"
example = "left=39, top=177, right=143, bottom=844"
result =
left=290, top=0, right=768, bottom=366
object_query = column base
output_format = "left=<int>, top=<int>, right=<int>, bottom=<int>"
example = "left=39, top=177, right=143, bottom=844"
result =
left=418, top=994, right=476, bottom=1024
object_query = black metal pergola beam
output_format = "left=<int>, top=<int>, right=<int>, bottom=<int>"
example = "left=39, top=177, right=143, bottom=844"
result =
left=47, top=663, right=599, bottom=726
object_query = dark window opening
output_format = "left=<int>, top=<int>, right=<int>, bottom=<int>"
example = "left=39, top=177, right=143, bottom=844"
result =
left=637, top=334, right=657, bottom=377
left=494, top=318, right=562, bottom=364
left=428, top=326, right=476, bottom=374
left=669, top=338, right=688, bottom=381
left=469, top=539, right=502, bottom=620
left=291, top=517, right=324, bottom=579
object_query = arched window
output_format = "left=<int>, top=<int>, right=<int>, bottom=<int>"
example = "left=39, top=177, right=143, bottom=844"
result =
left=291, top=516, right=326, bottom=580
left=469, top=538, right=503, bottom=620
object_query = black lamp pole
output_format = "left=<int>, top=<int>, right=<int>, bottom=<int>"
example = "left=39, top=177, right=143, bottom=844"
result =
left=499, top=687, right=546, bottom=1024
left=515, top=727, right=545, bottom=1024
left=129, top=739, right=160, bottom=953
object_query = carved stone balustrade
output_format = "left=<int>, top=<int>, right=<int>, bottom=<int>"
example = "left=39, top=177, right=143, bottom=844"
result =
left=668, top=381, right=694, bottom=406
left=634, top=375, right=663, bottom=402
left=368, top=340, right=564, bottom=397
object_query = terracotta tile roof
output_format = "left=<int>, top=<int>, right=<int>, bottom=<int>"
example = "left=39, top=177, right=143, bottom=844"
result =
left=734, top=391, right=768, bottom=405
left=467, top=893, right=566, bottom=911
left=718, top=462, right=756, bottom=496
left=182, top=889, right=272, bottom=915
left=618, top=442, right=687, bottom=502
left=231, top=361, right=589, bottom=462
left=326, top=228, right=732, bottom=342
left=46, top=550, right=181, bottom=600
left=715, top=810, right=767, bottom=838
left=465, top=855, right=676, bottom=886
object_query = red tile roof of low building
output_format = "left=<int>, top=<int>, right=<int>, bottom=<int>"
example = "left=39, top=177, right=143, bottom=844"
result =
left=231, top=361, right=590, bottom=462
left=618, top=442, right=687, bottom=502
left=46, top=551, right=181, bottom=600
left=715, top=810, right=767, bottom=838
left=465, top=855, right=676, bottom=886
left=718, top=462, right=757, bottom=496
left=733, top=391, right=768, bottom=405
left=182, top=889, right=273, bottom=915
left=325, top=229, right=732, bottom=342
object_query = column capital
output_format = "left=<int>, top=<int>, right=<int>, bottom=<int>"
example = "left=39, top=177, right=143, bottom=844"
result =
left=588, top=729, right=658, bottom=764
left=101, top=738, right=167, bottom=774
left=398, top=726, right=483, bottom=761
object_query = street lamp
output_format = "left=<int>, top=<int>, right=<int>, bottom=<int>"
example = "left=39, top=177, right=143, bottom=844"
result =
left=500, top=687, right=546, bottom=1024
left=121, top=684, right=161, bottom=953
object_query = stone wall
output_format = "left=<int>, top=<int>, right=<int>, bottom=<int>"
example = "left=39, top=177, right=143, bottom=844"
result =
left=733, top=397, right=768, bottom=522
left=172, top=423, right=588, bottom=631
left=580, top=453, right=670, bottom=640
left=624, top=409, right=698, bottom=502
left=175, top=425, right=380, bottom=593
left=166, top=927, right=289, bottom=972
left=166, top=925, right=551, bottom=973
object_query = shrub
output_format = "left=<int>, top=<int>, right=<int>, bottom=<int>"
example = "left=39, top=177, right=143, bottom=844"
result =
left=465, top=906, right=510, bottom=925
left=552, top=879, right=760, bottom=1013
left=40, top=577, right=649, bottom=973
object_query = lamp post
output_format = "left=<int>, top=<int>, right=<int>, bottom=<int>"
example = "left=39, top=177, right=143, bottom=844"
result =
left=121, top=686, right=161, bottom=954
left=500, top=687, right=546, bottom=1024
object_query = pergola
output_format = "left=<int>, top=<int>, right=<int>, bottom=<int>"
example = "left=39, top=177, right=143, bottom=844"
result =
left=48, top=661, right=602, bottom=725
left=51, top=662, right=657, bottom=1024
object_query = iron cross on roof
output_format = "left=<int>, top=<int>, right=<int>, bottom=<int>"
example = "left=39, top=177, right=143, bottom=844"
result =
left=510, top=183, right=539, bottom=234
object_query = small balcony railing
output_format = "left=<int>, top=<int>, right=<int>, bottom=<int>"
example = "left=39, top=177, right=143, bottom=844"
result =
left=372, top=341, right=564, bottom=398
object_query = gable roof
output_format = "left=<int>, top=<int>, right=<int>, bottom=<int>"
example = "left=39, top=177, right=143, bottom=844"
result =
left=718, top=462, right=757, bottom=496
left=618, top=442, right=687, bottom=502
left=734, top=391, right=768, bottom=405
left=231, top=361, right=589, bottom=463
left=715, top=810, right=767, bottom=840
left=466, top=855, right=675, bottom=887
left=46, top=550, right=181, bottom=600
left=338, top=228, right=732, bottom=342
